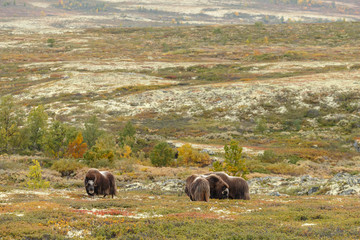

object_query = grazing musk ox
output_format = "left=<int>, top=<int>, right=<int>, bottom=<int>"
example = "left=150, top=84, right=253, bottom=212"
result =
left=206, top=174, right=229, bottom=199
left=185, top=174, right=229, bottom=201
left=85, top=168, right=116, bottom=198
left=185, top=174, right=199, bottom=201
left=207, top=172, right=250, bottom=200
left=189, top=176, right=210, bottom=202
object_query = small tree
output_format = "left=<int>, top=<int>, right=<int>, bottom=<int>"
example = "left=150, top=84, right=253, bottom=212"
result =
left=118, top=121, right=136, bottom=147
left=150, top=142, right=174, bottom=167
left=27, top=105, right=48, bottom=151
left=0, top=95, right=22, bottom=154
left=83, top=115, right=102, bottom=148
left=66, top=132, right=87, bottom=159
left=27, top=160, right=50, bottom=189
left=211, top=140, right=248, bottom=178
left=45, top=121, right=67, bottom=158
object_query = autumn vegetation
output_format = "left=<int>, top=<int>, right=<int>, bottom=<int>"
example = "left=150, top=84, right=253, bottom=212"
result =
left=1, top=21, right=360, bottom=239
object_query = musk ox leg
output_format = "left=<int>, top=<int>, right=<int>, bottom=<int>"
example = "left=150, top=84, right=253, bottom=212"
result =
left=205, top=193, right=209, bottom=202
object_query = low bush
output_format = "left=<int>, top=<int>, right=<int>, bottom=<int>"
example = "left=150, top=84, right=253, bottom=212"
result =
left=83, top=146, right=115, bottom=168
left=176, top=143, right=211, bottom=167
left=51, top=159, right=84, bottom=177
left=266, top=162, right=306, bottom=176
left=259, top=150, right=281, bottom=163
left=150, top=142, right=175, bottom=167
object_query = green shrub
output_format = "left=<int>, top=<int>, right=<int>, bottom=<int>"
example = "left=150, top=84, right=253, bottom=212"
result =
left=266, top=163, right=305, bottom=176
left=259, top=150, right=281, bottom=163
left=211, top=140, right=248, bottom=178
left=246, top=159, right=270, bottom=174
left=0, top=95, right=22, bottom=154
left=118, top=121, right=136, bottom=148
left=83, top=115, right=102, bottom=148
left=115, top=158, right=135, bottom=173
left=287, top=155, right=303, bottom=164
left=83, top=146, right=115, bottom=168
left=350, top=64, right=360, bottom=70
left=51, top=159, right=84, bottom=177
left=150, top=142, right=174, bottom=167
left=27, top=105, right=48, bottom=152
left=305, top=109, right=320, bottom=118
left=47, top=38, right=55, bottom=47
left=255, top=118, right=267, bottom=133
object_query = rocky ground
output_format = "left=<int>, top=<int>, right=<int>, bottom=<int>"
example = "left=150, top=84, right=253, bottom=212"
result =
left=123, top=173, right=360, bottom=197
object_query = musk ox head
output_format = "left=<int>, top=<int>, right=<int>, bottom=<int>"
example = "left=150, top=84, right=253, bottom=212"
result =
left=85, top=179, right=96, bottom=196
left=220, top=185, right=229, bottom=199
left=205, top=174, right=229, bottom=199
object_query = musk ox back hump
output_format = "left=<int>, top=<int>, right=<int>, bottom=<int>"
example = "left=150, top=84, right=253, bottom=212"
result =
left=101, top=171, right=117, bottom=197
left=190, top=177, right=210, bottom=202
left=215, top=172, right=250, bottom=200
left=185, top=174, right=199, bottom=200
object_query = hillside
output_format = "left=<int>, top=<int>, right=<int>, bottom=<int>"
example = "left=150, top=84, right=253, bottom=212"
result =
left=1, top=21, right=360, bottom=239
left=1, top=22, right=360, bottom=174
left=0, top=0, right=360, bottom=33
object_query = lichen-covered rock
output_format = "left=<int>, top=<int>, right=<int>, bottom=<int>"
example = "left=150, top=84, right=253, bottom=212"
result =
left=125, top=179, right=185, bottom=193
left=249, top=173, right=360, bottom=196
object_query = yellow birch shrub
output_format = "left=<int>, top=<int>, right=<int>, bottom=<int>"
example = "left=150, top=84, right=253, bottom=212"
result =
left=26, top=160, right=50, bottom=189
left=177, top=143, right=211, bottom=167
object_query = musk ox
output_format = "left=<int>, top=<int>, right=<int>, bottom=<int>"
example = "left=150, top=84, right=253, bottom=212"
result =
left=185, top=174, right=229, bottom=201
left=189, top=176, right=210, bottom=202
left=85, top=169, right=117, bottom=198
left=205, top=174, right=229, bottom=199
left=207, top=172, right=250, bottom=200
left=185, top=174, right=199, bottom=200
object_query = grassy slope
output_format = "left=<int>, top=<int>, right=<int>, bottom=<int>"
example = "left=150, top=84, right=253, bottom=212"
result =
left=1, top=187, right=360, bottom=240
left=2, top=22, right=360, bottom=171
left=1, top=22, right=360, bottom=239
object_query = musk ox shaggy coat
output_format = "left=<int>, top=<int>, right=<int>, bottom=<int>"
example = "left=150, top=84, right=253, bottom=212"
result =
left=85, top=169, right=117, bottom=198
left=189, top=177, right=210, bottom=202
left=205, top=174, right=229, bottom=199
left=185, top=174, right=229, bottom=200
left=209, top=172, right=250, bottom=200
left=185, top=174, right=199, bottom=200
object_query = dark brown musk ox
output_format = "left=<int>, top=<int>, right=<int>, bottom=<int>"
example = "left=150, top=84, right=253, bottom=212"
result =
left=189, top=176, right=210, bottom=202
left=205, top=174, right=229, bottom=200
left=84, top=168, right=117, bottom=198
left=185, top=174, right=229, bottom=200
left=206, top=172, right=250, bottom=200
